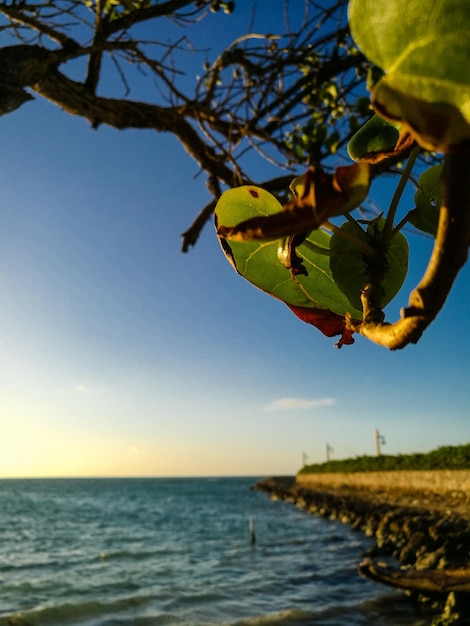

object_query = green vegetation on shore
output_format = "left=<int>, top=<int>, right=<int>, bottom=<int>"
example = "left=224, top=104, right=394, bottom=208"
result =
left=298, top=444, right=470, bottom=474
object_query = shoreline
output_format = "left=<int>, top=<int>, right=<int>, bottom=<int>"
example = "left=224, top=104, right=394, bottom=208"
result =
left=253, top=475, right=470, bottom=624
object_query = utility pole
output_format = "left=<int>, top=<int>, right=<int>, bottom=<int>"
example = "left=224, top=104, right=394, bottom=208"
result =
left=326, top=443, right=334, bottom=462
left=302, top=452, right=309, bottom=467
left=374, top=429, right=386, bottom=456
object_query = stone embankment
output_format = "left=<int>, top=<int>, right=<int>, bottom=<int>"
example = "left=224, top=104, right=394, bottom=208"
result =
left=254, top=473, right=470, bottom=624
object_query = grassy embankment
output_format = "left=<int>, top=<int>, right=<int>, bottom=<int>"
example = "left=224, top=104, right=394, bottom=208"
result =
left=297, top=444, right=470, bottom=495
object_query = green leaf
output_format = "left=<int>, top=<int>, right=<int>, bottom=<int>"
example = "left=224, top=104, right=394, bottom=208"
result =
left=349, top=0, right=470, bottom=151
left=215, top=186, right=363, bottom=319
left=408, top=165, right=442, bottom=236
left=347, top=114, right=414, bottom=163
left=330, top=219, right=408, bottom=311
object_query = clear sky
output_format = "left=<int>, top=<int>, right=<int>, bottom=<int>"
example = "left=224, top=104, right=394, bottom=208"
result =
left=1, top=2, right=469, bottom=478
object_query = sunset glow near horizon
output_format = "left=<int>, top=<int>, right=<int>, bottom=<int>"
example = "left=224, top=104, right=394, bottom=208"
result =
left=1, top=2, right=470, bottom=479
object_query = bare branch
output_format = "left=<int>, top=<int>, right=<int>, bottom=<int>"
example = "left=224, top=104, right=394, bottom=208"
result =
left=85, top=0, right=105, bottom=93
left=0, top=4, right=79, bottom=48
left=181, top=199, right=217, bottom=252
left=101, top=0, right=198, bottom=38
left=32, top=67, right=237, bottom=186
left=0, top=0, right=370, bottom=249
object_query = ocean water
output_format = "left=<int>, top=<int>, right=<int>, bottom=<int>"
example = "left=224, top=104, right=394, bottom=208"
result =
left=0, top=477, right=435, bottom=626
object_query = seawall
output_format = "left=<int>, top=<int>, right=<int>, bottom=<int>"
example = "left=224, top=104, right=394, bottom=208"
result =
left=296, top=469, right=470, bottom=497
left=253, top=474, right=470, bottom=622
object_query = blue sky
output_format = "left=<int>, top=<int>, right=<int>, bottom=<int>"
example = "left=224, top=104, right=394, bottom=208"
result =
left=1, top=2, right=469, bottom=477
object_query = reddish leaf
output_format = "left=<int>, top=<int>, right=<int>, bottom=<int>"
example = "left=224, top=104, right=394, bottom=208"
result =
left=287, top=304, right=357, bottom=349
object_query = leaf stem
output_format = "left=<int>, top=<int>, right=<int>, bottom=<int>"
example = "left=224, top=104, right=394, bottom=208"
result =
left=392, top=213, right=410, bottom=237
left=302, top=239, right=363, bottom=260
left=323, top=220, right=376, bottom=256
left=301, top=240, right=333, bottom=256
left=383, top=145, right=420, bottom=244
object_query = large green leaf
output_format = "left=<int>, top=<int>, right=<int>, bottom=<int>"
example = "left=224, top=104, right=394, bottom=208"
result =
left=215, top=186, right=364, bottom=319
left=349, top=0, right=470, bottom=152
left=408, top=165, right=442, bottom=236
left=330, top=219, right=409, bottom=311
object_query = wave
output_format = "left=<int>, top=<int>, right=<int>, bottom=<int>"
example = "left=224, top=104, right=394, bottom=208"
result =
left=233, top=609, right=316, bottom=626
left=0, top=594, right=167, bottom=626
left=231, top=592, right=437, bottom=626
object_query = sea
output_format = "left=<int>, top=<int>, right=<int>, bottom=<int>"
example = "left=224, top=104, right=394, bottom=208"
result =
left=0, top=477, right=436, bottom=626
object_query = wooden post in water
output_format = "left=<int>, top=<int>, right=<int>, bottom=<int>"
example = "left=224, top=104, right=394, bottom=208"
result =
left=249, top=517, right=256, bottom=544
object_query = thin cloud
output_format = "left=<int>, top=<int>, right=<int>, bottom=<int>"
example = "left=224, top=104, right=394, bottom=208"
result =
left=74, top=383, right=94, bottom=394
left=264, top=397, right=336, bottom=411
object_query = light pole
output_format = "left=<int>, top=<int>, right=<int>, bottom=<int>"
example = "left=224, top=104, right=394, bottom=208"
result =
left=374, top=429, right=386, bottom=456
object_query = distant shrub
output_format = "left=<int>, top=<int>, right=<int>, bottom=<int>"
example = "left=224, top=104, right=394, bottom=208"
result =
left=298, top=444, right=470, bottom=474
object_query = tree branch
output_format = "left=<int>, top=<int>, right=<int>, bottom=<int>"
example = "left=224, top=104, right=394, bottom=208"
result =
left=85, top=0, right=105, bottom=93
left=102, top=0, right=197, bottom=38
left=32, top=67, right=237, bottom=186
left=0, top=5, right=79, bottom=48
left=0, top=0, right=373, bottom=253
left=181, top=199, right=217, bottom=252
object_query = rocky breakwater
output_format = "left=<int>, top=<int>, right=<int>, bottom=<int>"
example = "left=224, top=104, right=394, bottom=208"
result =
left=253, top=474, right=470, bottom=624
